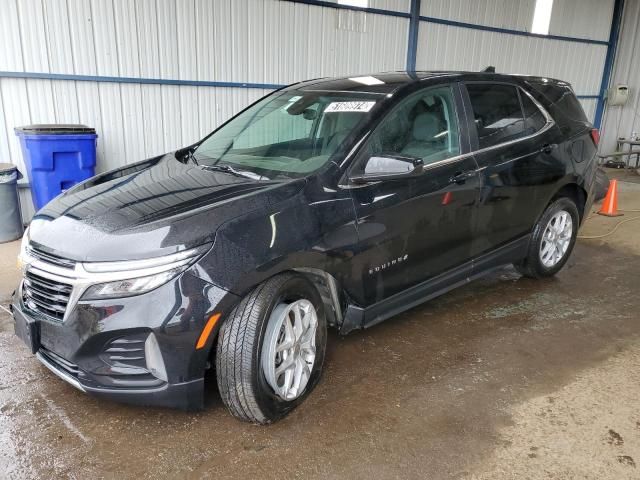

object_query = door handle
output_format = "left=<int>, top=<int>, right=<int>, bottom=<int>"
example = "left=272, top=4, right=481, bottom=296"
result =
left=542, top=143, right=557, bottom=154
left=449, top=170, right=475, bottom=185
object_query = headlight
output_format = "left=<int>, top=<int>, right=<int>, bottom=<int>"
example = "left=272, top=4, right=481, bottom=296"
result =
left=79, top=245, right=209, bottom=300
left=81, top=268, right=182, bottom=300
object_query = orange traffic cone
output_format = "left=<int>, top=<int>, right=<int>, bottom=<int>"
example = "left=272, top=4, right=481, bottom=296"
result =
left=598, top=179, right=623, bottom=217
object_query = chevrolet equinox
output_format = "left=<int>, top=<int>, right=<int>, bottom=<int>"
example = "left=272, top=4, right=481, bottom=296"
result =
left=13, top=71, right=598, bottom=423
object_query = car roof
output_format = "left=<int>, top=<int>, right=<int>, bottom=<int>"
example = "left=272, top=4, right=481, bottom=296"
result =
left=291, top=71, right=569, bottom=95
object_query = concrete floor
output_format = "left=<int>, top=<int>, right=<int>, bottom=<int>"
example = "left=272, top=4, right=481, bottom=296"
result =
left=1, top=183, right=640, bottom=479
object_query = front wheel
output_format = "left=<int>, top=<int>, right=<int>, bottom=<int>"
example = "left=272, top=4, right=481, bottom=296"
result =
left=215, top=273, right=327, bottom=424
left=514, top=197, right=579, bottom=278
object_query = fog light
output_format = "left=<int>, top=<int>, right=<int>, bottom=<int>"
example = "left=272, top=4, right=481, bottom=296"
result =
left=144, top=333, right=168, bottom=382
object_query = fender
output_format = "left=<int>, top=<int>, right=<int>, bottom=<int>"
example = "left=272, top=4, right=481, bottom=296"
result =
left=198, top=175, right=360, bottom=302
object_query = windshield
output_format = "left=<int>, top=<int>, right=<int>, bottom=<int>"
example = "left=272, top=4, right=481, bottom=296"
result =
left=192, top=90, right=379, bottom=179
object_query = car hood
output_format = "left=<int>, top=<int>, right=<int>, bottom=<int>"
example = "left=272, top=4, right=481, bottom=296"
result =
left=29, top=154, right=305, bottom=262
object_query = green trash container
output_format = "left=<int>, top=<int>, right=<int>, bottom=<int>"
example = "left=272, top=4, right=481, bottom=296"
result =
left=0, top=163, right=24, bottom=243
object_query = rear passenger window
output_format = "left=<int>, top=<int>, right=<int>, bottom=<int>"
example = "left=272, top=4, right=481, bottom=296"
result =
left=466, top=84, right=524, bottom=149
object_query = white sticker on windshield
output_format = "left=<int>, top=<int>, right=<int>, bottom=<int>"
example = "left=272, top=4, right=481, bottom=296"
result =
left=325, top=101, right=376, bottom=113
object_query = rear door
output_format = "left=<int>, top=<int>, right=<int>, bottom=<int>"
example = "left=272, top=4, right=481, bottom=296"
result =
left=345, top=83, right=480, bottom=306
left=462, top=82, right=559, bottom=257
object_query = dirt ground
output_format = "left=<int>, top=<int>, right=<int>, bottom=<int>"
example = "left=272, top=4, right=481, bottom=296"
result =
left=1, top=178, right=640, bottom=479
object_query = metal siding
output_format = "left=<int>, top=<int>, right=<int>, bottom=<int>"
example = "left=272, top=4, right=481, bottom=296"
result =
left=91, top=0, right=120, bottom=76
left=0, top=85, right=11, bottom=164
left=67, top=0, right=98, bottom=75
left=113, top=0, right=141, bottom=77
left=369, top=0, right=410, bottom=12
left=422, top=0, right=535, bottom=31
left=76, top=81, right=106, bottom=162
left=97, top=82, right=127, bottom=169
left=416, top=22, right=607, bottom=96
left=600, top=0, right=640, bottom=153
left=156, top=0, right=181, bottom=78
left=43, top=0, right=75, bottom=74
left=120, top=83, right=146, bottom=164
left=17, top=0, right=50, bottom=72
left=51, top=80, right=80, bottom=123
left=549, top=0, right=614, bottom=42
left=421, top=0, right=613, bottom=42
left=579, top=98, right=598, bottom=123
left=25, top=79, right=55, bottom=123
left=1, top=78, right=31, bottom=176
left=204, top=0, right=408, bottom=84
left=0, top=0, right=24, bottom=71
left=0, top=0, right=616, bottom=223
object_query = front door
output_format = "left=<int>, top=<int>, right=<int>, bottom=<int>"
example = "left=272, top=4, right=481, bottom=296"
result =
left=345, top=84, right=480, bottom=307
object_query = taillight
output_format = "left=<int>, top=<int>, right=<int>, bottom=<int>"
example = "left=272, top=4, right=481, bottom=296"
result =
left=590, top=128, right=600, bottom=146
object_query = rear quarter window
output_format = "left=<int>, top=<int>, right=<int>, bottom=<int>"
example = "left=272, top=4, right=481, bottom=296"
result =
left=526, top=82, right=590, bottom=135
left=520, top=92, right=547, bottom=134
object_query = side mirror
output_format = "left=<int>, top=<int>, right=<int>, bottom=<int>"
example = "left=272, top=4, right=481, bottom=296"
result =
left=350, top=154, right=424, bottom=184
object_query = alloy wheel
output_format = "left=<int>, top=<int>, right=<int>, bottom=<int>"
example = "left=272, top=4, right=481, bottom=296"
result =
left=261, top=299, right=318, bottom=401
left=539, top=210, right=573, bottom=268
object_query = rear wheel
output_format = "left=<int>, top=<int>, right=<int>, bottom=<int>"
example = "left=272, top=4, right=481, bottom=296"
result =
left=215, top=273, right=327, bottom=424
left=514, top=197, right=579, bottom=278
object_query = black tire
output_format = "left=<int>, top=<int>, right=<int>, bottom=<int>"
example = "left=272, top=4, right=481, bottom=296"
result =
left=215, top=273, right=327, bottom=424
left=514, top=197, right=579, bottom=279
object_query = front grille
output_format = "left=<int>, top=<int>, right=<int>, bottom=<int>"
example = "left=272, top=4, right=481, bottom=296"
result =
left=22, top=270, right=73, bottom=321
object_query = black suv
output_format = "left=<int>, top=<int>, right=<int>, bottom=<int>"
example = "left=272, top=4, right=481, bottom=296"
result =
left=13, top=71, right=598, bottom=423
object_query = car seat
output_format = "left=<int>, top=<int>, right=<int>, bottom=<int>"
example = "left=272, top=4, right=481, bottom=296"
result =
left=401, top=112, right=444, bottom=159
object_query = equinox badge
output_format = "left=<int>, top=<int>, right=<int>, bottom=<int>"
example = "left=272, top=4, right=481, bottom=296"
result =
left=369, top=254, right=409, bottom=275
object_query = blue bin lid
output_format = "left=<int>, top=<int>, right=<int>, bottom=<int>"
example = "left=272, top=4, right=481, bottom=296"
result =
left=15, top=124, right=96, bottom=135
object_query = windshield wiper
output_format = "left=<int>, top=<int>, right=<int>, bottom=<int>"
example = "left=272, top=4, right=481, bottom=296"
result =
left=200, top=164, right=265, bottom=180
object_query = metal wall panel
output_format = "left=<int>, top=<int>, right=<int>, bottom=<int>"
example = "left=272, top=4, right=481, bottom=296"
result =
left=421, top=0, right=614, bottom=42
left=421, top=0, right=535, bottom=32
left=0, top=0, right=24, bottom=71
left=549, top=0, right=614, bottom=42
left=600, top=0, right=640, bottom=154
left=1, top=0, right=408, bottom=224
left=579, top=99, right=598, bottom=122
left=415, top=22, right=607, bottom=109
left=0, top=0, right=408, bottom=82
left=0, top=0, right=617, bottom=224
left=369, top=0, right=410, bottom=12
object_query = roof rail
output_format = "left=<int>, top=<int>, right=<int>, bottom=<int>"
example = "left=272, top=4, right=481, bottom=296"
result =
left=482, top=66, right=496, bottom=73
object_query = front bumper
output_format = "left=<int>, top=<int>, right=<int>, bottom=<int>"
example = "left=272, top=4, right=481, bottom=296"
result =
left=35, top=346, right=204, bottom=409
left=12, top=270, right=239, bottom=410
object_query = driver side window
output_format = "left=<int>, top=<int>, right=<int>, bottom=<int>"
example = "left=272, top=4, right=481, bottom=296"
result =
left=365, top=85, right=460, bottom=167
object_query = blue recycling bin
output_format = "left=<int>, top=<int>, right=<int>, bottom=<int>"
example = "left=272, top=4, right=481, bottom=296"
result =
left=15, top=124, right=97, bottom=210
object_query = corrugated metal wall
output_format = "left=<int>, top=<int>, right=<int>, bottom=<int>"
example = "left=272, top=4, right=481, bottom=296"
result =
left=0, top=0, right=409, bottom=221
left=417, top=0, right=614, bottom=121
left=600, top=0, right=640, bottom=154
left=0, top=0, right=616, bottom=221
left=423, top=0, right=614, bottom=39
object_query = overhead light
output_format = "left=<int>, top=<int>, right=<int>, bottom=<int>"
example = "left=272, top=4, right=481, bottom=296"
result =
left=349, top=76, right=384, bottom=86
left=338, top=0, right=368, bottom=7
left=531, top=0, right=554, bottom=35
